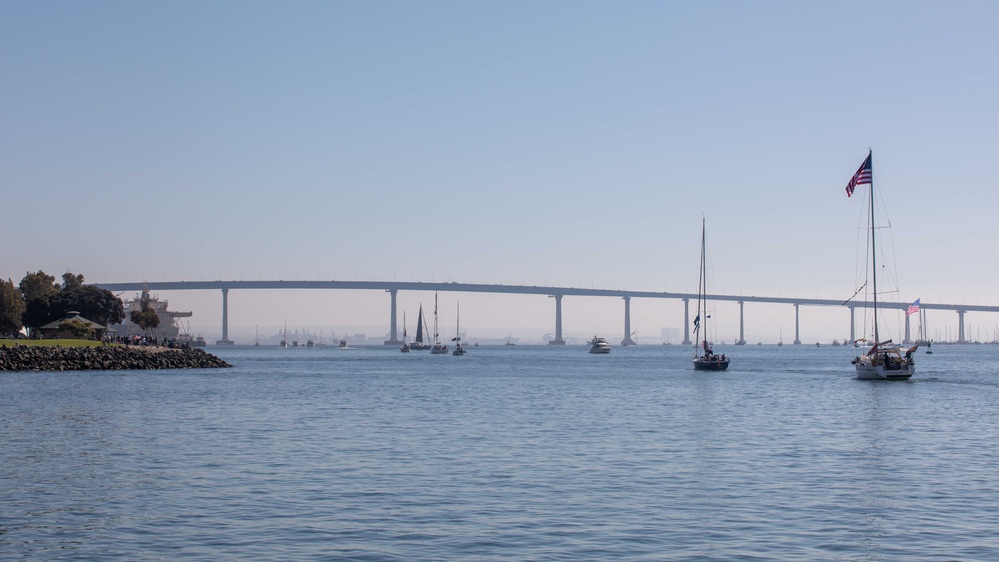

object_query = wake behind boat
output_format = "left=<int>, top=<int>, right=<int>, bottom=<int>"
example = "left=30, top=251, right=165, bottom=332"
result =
left=844, top=150, right=915, bottom=380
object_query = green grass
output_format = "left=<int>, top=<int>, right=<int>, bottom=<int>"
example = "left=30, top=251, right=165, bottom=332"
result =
left=0, top=339, right=106, bottom=348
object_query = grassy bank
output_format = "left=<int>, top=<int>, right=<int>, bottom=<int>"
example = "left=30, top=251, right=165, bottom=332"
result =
left=0, top=339, right=104, bottom=348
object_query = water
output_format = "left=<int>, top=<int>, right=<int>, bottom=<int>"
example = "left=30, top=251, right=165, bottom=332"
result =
left=3, top=344, right=999, bottom=560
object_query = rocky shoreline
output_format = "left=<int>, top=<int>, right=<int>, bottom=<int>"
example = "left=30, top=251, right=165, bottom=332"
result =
left=0, top=345, right=232, bottom=371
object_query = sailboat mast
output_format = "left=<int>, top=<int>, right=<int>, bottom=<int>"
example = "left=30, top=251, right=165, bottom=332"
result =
left=700, top=217, right=707, bottom=350
left=869, top=150, right=878, bottom=344
left=434, top=291, right=439, bottom=341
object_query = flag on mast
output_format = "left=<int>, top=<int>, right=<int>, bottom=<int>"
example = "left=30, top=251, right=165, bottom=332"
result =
left=906, top=299, right=920, bottom=317
left=845, top=151, right=872, bottom=197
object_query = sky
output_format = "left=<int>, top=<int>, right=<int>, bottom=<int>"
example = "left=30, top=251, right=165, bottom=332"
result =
left=3, top=1, right=998, bottom=344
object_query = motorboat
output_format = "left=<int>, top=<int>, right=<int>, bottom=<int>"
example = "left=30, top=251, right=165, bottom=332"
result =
left=588, top=336, right=611, bottom=354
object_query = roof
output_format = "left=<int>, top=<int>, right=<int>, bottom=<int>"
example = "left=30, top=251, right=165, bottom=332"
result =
left=39, top=314, right=107, bottom=330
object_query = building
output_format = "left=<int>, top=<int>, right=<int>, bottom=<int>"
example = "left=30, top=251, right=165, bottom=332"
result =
left=39, top=312, right=109, bottom=340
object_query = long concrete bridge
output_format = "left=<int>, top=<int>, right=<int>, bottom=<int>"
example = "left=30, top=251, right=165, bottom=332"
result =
left=94, top=280, right=999, bottom=345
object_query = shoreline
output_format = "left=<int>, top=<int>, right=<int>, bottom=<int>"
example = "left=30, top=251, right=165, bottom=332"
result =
left=0, top=344, right=232, bottom=371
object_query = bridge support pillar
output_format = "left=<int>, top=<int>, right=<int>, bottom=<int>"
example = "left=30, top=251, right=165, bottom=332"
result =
left=849, top=306, right=855, bottom=345
left=958, top=310, right=966, bottom=343
left=621, top=296, right=636, bottom=346
left=793, top=303, right=801, bottom=345
left=904, top=313, right=911, bottom=344
left=216, top=288, right=234, bottom=345
left=384, top=288, right=400, bottom=345
left=549, top=294, right=565, bottom=345
left=682, top=298, right=691, bottom=345
left=737, top=301, right=746, bottom=345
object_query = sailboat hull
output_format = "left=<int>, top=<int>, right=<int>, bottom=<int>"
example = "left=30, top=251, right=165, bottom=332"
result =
left=693, top=358, right=730, bottom=371
left=855, top=364, right=914, bottom=380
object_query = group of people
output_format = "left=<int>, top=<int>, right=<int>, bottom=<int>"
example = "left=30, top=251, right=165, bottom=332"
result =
left=102, top=334, right=191, bottom=349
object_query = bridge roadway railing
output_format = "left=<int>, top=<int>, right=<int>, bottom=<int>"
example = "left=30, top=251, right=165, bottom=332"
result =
left=94, top=280, right=999, bottom=345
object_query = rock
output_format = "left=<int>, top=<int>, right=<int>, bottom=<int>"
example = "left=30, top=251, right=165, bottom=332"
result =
left=0, top=345, right=232, bottom=371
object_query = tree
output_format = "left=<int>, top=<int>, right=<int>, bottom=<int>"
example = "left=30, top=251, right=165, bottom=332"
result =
left=0, top=278, right=26, bottom=337
left=49, top=286, right=125, bottom=327
left=19, top=270, right=59, bottom=302
left=130, top=290, right=160, bottom=333
left=19, top=270, right=60, bottom=337
left=22, top=298, right=51, bottom=338
left=16, top=270, right=125, bottom=336
left=58, top=318, right=94, bottom=339
left=62, top=272, right=85, bottom=290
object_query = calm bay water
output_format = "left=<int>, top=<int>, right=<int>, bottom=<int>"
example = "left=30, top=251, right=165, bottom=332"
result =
left=3, top=344, right=999, bottom=560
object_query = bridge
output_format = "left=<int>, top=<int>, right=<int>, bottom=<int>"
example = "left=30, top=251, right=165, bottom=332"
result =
left=93, top=280, right=999, bottom=346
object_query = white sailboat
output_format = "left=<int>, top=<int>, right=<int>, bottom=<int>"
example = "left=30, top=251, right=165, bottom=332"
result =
left=451, top=302, right=465, bottom=356
left=431, top=292, right=448, bottom=354
left=400, top=311, right=410, bottom=352
left=847, top=150, right=916, bottom=380
left=692, top=217, right=730, bottom=371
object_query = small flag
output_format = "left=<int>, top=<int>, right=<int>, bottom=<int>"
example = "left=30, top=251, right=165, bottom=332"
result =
left=845, top=151, right=872, bottom=197
left=693, top=315, right=700, bottom=329
left=906, top=298, right=920, bottom=317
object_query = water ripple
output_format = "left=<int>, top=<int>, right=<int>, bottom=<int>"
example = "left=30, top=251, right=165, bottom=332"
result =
left=2, top=345, right=999, bottom=559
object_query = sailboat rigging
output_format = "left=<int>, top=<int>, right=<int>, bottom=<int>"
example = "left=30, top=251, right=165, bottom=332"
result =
left=452, top=301, right=465, bottom=356
left=410, top=305, right=430, bottom=350
left=847, top=150, right=916, bottom=380
left=431, top=291, right=448, bottom=354
left=692, top=217, right=730, bottom=371
left=400, top=311, right=410, bottom=352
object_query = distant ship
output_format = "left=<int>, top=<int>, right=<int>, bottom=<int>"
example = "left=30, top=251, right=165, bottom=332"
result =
left=111, top=287, right=193, bottom=340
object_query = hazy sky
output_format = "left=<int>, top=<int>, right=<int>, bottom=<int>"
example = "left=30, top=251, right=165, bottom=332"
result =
left=3, top=1, right=998, bottom=343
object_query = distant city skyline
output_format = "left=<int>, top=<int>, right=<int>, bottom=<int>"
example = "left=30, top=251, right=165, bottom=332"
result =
left=3, top=1, right=997, bottom=342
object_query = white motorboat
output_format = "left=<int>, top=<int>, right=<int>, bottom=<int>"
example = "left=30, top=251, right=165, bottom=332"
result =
left=588, top=336, right=611, bottom=354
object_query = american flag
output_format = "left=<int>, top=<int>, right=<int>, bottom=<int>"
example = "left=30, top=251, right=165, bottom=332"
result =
left=906, top=298, right=920, bottom=317
left=845, top=151, right=872, bottom=197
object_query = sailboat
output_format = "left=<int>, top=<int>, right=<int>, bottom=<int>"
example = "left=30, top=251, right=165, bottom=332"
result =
left=692, top=217, right=730, bottom=371
left=410, top=305, right=430, bottom=350
left=778, top=327, right=783, bottom=347
left=916, top=308, right=933, bottom=354
left=430, top=292, right=448, bottom=354
left=925, top=313, right=933, bottom=354
left=847, top=150, right=916, bottom=380
left=400, top=311, right=410, bottom=352
left=451, top=302, right=465, bottom=356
